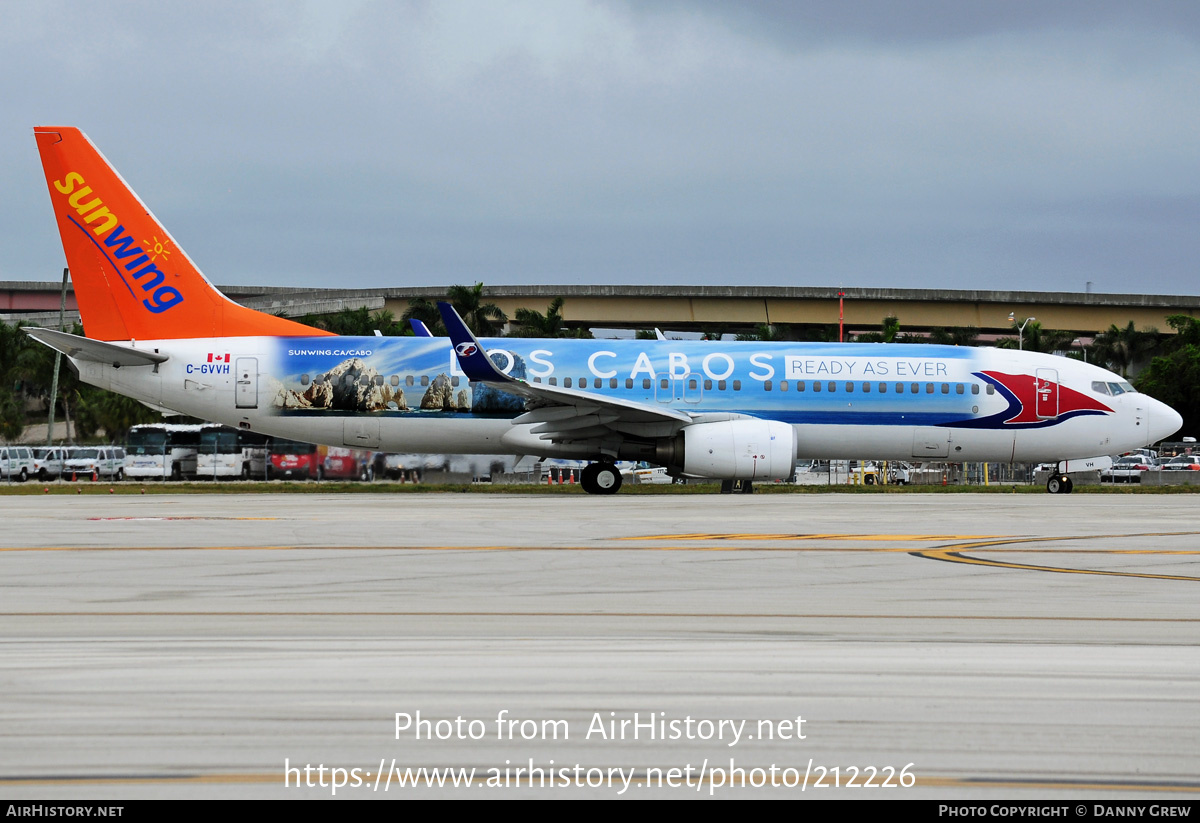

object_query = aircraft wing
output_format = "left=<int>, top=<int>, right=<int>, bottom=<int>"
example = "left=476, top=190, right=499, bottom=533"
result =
left=24, top=327, right=168, bottom=367
left=437, top=303, right=691, bottom=449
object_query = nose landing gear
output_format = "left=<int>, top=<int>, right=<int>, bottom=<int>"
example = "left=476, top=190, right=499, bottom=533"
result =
left=1046, top=474, right=1073, bottom=494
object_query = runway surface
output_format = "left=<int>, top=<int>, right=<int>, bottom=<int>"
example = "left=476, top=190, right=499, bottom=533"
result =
left=1, top=493, right=1198, bottom=798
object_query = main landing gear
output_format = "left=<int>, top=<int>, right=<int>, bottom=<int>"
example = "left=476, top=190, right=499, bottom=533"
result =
left=1046, top=474, right=1073, bottom=494
left=581, top=462, right=622, bottom=495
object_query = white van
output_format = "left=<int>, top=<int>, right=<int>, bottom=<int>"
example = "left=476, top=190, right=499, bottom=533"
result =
left=0, top=446, right=36, bottom=481
left=31, top=446, right=68, bottom=480
left=63, top=446, right=126, bottom=480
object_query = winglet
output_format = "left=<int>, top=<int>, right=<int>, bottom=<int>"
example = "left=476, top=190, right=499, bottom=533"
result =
left=437, top=302, right=510, bottom=383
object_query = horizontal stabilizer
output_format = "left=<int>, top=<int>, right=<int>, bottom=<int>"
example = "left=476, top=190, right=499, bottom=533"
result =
left=24, top=327, right=167, bottom=367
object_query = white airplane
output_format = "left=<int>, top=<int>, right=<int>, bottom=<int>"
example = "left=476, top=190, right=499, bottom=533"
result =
left=26, top=127, right=1182, bottom=495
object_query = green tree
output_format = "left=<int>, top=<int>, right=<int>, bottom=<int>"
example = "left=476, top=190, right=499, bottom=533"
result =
left=446, top=283, right=507, bottom=337
left=1091, top=321, right=1159, bottom=378
left=736, top=324, right=783, bottom=342
left=513, top=297, right=566, bottom=338
left=995, top=320, right=1076, bottom=353
left=1136, top=344, right=1200, bottom=440
left=928, top=326, right=979, bottom=347
left=855, top=316, right=900, bottom=343
left=401, top=298, right=444, bottom=336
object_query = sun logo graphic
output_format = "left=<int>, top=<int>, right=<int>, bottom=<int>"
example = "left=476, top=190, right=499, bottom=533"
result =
left=143, top=235, right=172, bottom=262
left=455, top=343, right=478, bottom=357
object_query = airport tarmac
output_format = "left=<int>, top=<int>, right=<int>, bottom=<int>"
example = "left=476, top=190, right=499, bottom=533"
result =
left=1, top=492, right=1198, bottom=799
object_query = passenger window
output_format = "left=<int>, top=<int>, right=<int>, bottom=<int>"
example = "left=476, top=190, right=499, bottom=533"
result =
left=911, top=383, right=919, bottom=394
left=718, top=380, right=727, bottom=391
left=733, top=380, right=741, bottom=391
left=896, top=383, right=904, bottom=393
left=533, top=377, right=542, bottom=383
left=780, top=380, right=788, bottom=392
left=862, top=382, right=870, bottom=393
left=550, top=378, right=558, bottom=386
left=986, top=384, right=995, bottom=395
left=660, top=378, right=669, bottom=389
left=704, top=380, right=713, bottom=390
left=625, top=379, right=633, bottom=389
left=813, top=382, right=821, bottom=393
left=691, top=379, right=699, bottom=390
left=564, top=378, right=572, bottom=388
left=956, top=384, right=964, bottom=394
left=421, top=375, right=429, bottom=387
left=971, top=384, right=979, bottom=395
left=845, top=382, right=854, bottom=393
left=926, top=383, right=934, bottom=394
left=643, top=379, right=651, bottom=389
left=406, top=376, right=414, bottom=387
left=452, top=377, right=460, bottom=387
left=879, top=383, right=887, bottom=393
left=389, top=375, right=399, bottom=387
left=764, top=380, right=772, bottom=391
left=300, top=374, right=310, bottom=386
left=611, top=379, right=618, bottom=389
left=796, top=381, right=805, bottom=392
left=828, top=382, right=836, bottom=392
left=941, top=383, right=949, bottom=394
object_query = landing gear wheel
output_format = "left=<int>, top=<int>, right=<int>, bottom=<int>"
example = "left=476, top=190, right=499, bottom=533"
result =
left=581, top=462, right=622, bottom=495
left=1046, top=475, right=1073, bottom=494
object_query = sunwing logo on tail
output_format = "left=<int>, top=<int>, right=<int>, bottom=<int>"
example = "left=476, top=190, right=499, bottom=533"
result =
left=53, top=172, right=184, bottom=315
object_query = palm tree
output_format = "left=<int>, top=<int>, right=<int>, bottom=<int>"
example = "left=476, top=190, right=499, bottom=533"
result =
left=928, top=326, right=979, bottom=347
left=447, top=283, right=507, bottom=337
left=513, top=297, right=566, bottom=338
left=855, top=316, right=900, bottom=343
left=996, top=320, right=1076, bottom=354
left=402, top=297, right=444, bottom=336
left=1091, top=321, right=1158, bottom=377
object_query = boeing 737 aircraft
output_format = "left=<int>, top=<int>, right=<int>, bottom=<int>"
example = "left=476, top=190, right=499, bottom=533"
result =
left=26, top=127, right=1182, bottom=494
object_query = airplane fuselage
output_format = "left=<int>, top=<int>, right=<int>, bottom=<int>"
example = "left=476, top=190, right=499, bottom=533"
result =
left=79, top=335, right=1168, bottom=468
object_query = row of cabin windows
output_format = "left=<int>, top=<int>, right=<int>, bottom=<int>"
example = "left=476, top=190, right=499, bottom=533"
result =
left=300, top=374, right=462, bottom=389
left=526, top=376, right=995, bottom=395
left=297, top=372, right=995, bottom=396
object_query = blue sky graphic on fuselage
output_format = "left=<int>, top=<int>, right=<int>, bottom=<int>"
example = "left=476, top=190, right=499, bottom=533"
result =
left=271, top=337, right=1007, bottom=426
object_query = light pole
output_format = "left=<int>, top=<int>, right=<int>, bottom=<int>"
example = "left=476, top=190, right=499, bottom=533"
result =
left=1008, top=312, right=1035, bottom=351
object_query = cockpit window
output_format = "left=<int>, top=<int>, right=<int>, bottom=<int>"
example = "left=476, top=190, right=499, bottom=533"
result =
left=1108, top=382, right=1127, bottom=396
left=1092, top=381, right=1111, bottom=396
left=1118, top=381, right=1134, bottom=393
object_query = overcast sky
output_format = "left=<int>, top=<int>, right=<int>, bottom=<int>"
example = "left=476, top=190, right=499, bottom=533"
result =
left=2, top=1, right=1197, bottom=295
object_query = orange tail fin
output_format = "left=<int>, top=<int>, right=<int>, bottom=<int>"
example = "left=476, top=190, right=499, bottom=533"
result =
left=34, top=127, right=331, bottom=341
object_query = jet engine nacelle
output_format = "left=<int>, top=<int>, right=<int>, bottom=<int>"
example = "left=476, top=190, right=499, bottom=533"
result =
left=678, top=419, right=796, bottom=480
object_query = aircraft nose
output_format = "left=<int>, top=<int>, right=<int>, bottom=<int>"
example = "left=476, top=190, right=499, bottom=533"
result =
left=1149, top=397, right=1184, bottom=443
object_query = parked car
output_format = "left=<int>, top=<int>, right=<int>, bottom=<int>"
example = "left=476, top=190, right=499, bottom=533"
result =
left=0, top=446, right=36, bottom=481
left=1102, top=456, right=1157, bottom=483
left=1161, top=455, right=1200, bottom=471
left=31, top=446, right=68, bottom=480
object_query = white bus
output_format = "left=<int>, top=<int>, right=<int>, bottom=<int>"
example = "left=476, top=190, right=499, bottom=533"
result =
left=124, top=424, right=203, bottom=480
left=196, top=425, right=270, bottom=480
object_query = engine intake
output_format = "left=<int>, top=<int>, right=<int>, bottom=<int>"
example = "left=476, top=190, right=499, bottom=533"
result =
left=656, top=419, right=795, bottom=480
